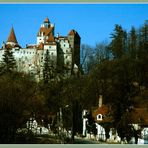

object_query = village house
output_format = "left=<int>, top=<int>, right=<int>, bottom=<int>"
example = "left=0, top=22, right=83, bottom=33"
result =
left=82, top=94, right=148, bottom=144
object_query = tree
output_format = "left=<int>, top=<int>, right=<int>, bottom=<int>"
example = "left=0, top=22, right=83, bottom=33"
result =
left=80, top=44, right=96, bottom=74
left=0, top=48, right=16, bottom=74
left=43, top=49, right=56, bottom=84
left=128, top=26, right=138, bottom=59
left=95, top=41, right=111, bottom=63
left=110, top=24, right=127, bottom=58
left=0, top=72, right=45, bottom=143
left=85, top=110, right=97, bottom=137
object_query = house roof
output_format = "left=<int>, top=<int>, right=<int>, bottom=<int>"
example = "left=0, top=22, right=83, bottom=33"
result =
left=93, top=105, right=110, bottom=115
left=47, top=33, right=55, bottom=42
left=68, top=29, right=80, bottom=38
left=37, top=42, right=44, bottom=50
left=92, top=105, right=113, bottom=123
left=37, top=26, right=54, bottom=37
left=7, top=27, right=18, bottom=43
left=128, top=107, right=148, bottom=125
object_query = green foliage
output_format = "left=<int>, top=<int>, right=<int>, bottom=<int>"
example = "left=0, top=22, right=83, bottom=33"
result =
left=81, top=21, right=148, bottom=142
left=0, top=48, right=16, bottom=74
left=0, top=72, right=46, bottom=143
left=43, top=49, right=56, bottom=84
left=110, top=24, right=127, bottom=58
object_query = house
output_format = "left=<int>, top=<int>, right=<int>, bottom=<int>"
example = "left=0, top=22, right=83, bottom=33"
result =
left=91, top=95, right=148, bottom=144
left=92, top=95, right=117, bottom=142
left=82, top=95, right=118, bottom=141
left=128, top=107, right=148, bottom=144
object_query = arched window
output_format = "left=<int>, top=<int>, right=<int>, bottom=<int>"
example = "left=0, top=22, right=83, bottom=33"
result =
left=97, top=114, right=102, bottom=121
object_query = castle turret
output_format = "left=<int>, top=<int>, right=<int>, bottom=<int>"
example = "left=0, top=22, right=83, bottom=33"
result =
left=68, top=29, right=81, bottom=72
left=37, top=17, right=54, bottom=45
left=7, top=27, right=18, bottom=43
left=6, top=27, right=20, bottom=48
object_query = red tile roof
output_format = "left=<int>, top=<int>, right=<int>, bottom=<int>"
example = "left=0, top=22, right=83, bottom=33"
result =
left=7, top=27, right=18, bottom=43
left=68, top=29, right=80, bottom=38
left=37, top=27, right=54, bottom=37
left=94, top=105, right=109, bottom=115
left=37, top=42, right=44, bottom=50
left=92, top=105, right=113, bottom=123
left=128, top=107, right=148, bottom=125
left=47, top=33, right=55, bottom=42
left=68, top=30, right=76, bottom=36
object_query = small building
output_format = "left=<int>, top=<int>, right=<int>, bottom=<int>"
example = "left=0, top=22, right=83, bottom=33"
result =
left=128, top=107, right=148, bottom=144
left=92, top=95, right=115, bottom=141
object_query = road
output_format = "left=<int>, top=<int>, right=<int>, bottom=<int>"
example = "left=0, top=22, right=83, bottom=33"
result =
left=74, top=137, right=103, bottom=144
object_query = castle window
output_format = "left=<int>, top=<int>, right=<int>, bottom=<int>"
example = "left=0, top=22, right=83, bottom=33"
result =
left=49, top=46, right=51, bottom=49
left=97, top=114, right=102, bottom=121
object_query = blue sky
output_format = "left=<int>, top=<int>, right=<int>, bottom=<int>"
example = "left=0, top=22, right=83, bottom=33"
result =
left=0, top=4, right=148, bottom=48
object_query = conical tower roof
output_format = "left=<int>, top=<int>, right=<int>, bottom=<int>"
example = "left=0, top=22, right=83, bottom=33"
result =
left=44, top=17, right=50, bottom=23
left=7, top=27, right=18, bottom=43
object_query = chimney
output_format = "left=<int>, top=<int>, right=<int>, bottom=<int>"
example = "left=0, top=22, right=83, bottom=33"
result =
left=98, top=95, right=103, bottom=108
left=57, top=33, right=59, bottom=38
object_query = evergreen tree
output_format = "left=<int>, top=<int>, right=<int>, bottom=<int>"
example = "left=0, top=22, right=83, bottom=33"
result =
left=0, top=48, right=16, bottom=74
left=110, top=24, right=127, bottom=58
left=128, top=26, right=137, bottom=59
left=43, top=49, right=56, bottom=84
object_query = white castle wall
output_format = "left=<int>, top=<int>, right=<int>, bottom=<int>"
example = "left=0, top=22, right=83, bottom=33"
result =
left=0, top=19, right=78, bottom=81
left=59, top=39, right=72, bottom=69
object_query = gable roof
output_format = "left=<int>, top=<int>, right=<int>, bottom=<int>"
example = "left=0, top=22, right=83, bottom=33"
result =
left=92, top=105, right=113, bottom=123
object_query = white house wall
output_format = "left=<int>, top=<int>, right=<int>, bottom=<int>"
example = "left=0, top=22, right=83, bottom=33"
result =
left=96, top=123, right=106, bottom=141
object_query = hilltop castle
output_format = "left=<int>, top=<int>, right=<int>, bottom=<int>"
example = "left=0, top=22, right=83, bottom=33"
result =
left=0, top=17, right=81, bottom=81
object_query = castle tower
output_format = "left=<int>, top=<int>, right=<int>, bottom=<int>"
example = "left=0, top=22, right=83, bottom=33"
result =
left=68, top=30, right=81, bottom=71
left=6, top=27, right=20, bottom=48
left=37, top=17, right=54, bottom=45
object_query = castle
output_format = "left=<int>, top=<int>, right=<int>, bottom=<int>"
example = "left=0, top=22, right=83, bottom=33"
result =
left=0, top=17, right=81, bottom=81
